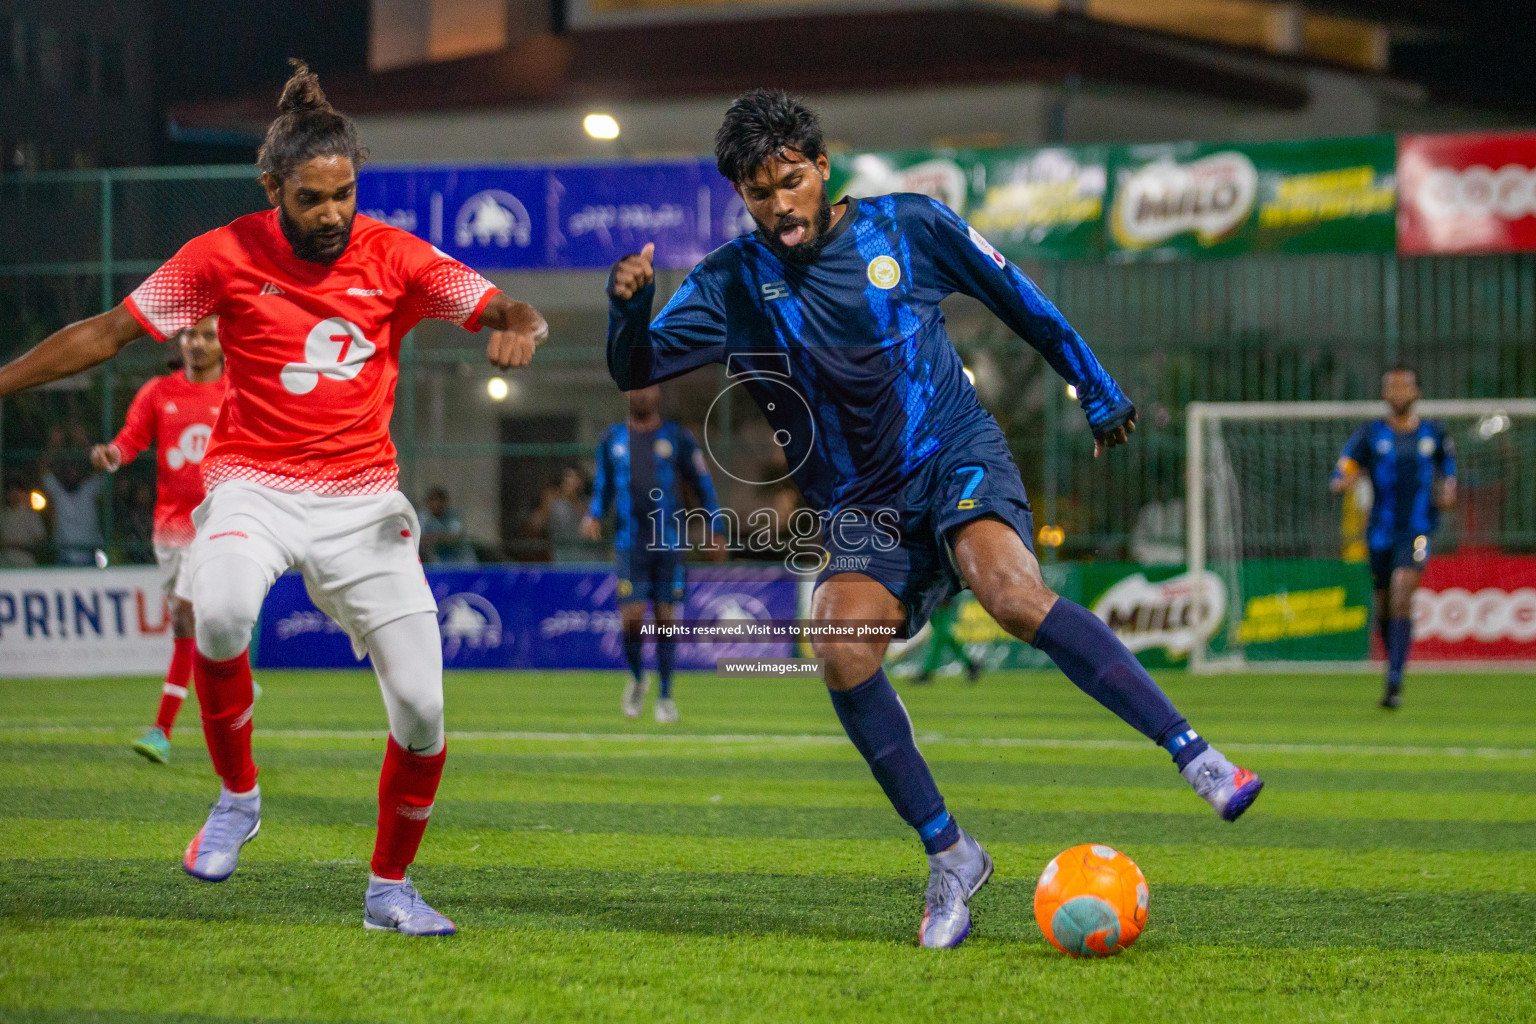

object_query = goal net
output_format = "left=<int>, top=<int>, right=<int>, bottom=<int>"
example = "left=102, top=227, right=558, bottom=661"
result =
left=1186, top=400, right=1536, bottom=672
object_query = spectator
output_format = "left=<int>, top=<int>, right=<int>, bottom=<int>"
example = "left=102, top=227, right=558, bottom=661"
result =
left=525, top=467, right=591, bottom=562
left=121, top=479, right=158, bottom=563
left=547, top=468, right=588, bottom=543
left=418, top=487, right=476, bottom=565
left=42, top=453, right=106, bottom=567
left=2, top=484, right=47, bottom=566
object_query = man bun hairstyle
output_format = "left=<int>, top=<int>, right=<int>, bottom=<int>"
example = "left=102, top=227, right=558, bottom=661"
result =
left=257, top=59, right=368, bottom=180
left=715, top=89, right=825, bottom=184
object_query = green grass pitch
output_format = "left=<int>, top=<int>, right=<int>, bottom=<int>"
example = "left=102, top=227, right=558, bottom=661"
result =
left=1, top=666, right=1533, bottom=1023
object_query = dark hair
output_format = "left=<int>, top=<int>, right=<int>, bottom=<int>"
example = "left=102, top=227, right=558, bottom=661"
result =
left=714, top=89, right=825, bottom=184
left=426, top=486, right=448, bottom=502
left=257, top=59, right=367, bottom=180
left=1385, top=363, right=1418, bottom=383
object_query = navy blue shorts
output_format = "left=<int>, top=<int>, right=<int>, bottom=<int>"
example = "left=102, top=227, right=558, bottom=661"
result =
left=1369, top=534, right=1432, bottom=591
left=817, top=428, right=1035, bottom=636
left=617, top=546, right=687, bottom=605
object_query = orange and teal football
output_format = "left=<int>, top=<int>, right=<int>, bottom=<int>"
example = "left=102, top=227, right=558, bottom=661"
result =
left=1033, top=844, right=1148, bottom=958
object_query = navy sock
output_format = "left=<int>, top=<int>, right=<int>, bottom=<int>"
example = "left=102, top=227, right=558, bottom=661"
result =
left=657, top=638, right=675, bottom=699
left=828, top=668, right=959, bottom=854
left=1032, top=599, right=1209, bottom=770
left=1387, top=617, right=1412, bottom=685
left=623, top=636, right=644, bottom=682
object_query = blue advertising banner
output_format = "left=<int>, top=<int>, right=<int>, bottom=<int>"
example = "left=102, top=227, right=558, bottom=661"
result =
left=357, top=161, right=754, bottom=272
left=255, top=564, right=799, bottom=671
left=355, top=165, right=547, bottom=270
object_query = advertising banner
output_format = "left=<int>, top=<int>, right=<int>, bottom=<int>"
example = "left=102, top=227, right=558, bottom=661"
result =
left=1410, top=554, right=1536, bottom=661
left=830, top=147, right=1110, bottom=262
left=1105, top=137, right=1397, bottom=260
left=0, top=567, right=175, bottom=678
left=255, top=564, right=798, bottom=671
left=830, top=137, right=1395, bottom=263
left=357, top=136, right=1402, bottom=273
left=889, top=559, right=1373, bottom=675
left=356, top=160, right=751, bottom=272
left=1397, top=133, right=1536, bottom=255
left=1212, top=560, right=1373, bottom=663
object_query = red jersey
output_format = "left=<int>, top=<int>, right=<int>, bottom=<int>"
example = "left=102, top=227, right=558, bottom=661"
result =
left=123, top=210, right=498, bottom=496
left=110, top=371, right=227, bottom=546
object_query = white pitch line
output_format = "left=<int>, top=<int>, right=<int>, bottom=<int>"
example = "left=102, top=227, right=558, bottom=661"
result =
left=247, top=729, right=1536, bottom=759
left=7, top=727, right=1534, bottom=759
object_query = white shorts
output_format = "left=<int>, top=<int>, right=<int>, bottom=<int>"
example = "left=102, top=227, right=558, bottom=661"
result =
left=177, top=480, right=436, bottom=658
left=153, top=543, right=190, bottom=599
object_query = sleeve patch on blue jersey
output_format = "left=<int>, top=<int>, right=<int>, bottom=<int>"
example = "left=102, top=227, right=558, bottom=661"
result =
left=967, top=225, right=1007, bottom=269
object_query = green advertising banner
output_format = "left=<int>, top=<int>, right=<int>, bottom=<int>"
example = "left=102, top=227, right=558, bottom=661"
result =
left=1105, top=136, right=1397, bottom=260
left=829, top=146, right=1109, bottom=262
left=886, top=560, right=1372, bottom=678
left=830, top=135, right=1396, bottom=263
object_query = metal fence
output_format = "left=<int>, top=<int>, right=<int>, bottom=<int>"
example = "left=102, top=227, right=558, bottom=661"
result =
left=2, top=166, right=1533, bottom=565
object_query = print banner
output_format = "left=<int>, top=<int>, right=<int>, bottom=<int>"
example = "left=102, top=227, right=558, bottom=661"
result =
left=0, top=567, right=175, bottom=678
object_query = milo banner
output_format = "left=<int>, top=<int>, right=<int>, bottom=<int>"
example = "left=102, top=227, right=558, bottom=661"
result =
left=830, top=147, right=1110, bottom=261
left=888, top=560, right=1373, bottom=676
left=1105, top=136, right=1397, bottom=260
left=832, top=137, right=1396, bottom=263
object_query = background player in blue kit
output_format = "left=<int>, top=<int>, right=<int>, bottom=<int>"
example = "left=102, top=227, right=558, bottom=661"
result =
left=1332, top=366, right=1457, bottom=709
left=606, top=90, right=1264, bottom=949
left=583, top=385, right=723, bottom=723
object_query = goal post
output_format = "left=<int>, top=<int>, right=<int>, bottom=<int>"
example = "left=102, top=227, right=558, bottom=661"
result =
left=1186, top=399, right=1536, bottom=673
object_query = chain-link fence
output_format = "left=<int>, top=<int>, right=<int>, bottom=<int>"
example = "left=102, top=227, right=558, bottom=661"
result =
left=2, top=166, right=1533, bottom=568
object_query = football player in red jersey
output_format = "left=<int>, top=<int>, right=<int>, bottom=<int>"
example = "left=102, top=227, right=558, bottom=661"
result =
left=0, top=61, right=548, bottom=935
left=90, top=315, right=227, bottom=765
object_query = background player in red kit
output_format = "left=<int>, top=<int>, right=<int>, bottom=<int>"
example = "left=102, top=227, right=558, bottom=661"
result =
left=91, top=315, right=227, bottom=764
left=0, top=62, right=548, bottom=935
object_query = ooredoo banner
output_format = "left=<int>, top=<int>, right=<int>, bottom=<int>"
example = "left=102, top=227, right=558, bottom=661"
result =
left=1410, top=554, right=1536, bottom=661
left=0, top=567, right=175, bottom=678
left=1397, top=133, right=1536, bottom=255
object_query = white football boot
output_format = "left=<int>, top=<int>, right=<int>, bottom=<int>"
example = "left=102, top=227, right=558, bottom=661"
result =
left=621, top=676, right=649, bottom=719
left=919, top=827, right=993, bottom=948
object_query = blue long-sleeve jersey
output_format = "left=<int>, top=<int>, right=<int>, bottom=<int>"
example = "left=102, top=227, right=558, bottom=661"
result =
left=589, top=420, right=721, bottom=552
left=608, top=192, right=1133, bottom=513
left=1334, top=419, right=1456, bottom=550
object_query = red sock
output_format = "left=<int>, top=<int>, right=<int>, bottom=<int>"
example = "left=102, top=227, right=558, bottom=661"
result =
left=371, top=735, right=447, bottom=880
left=155, top=637, right=195, bottom=737
left=192, top=649, right=258, bottom=793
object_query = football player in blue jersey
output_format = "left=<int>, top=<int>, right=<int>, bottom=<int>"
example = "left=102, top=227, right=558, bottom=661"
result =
left=584, top=384, right=723, bottom=723
left=1332, top=366, right=1456, bottom=709
left=606, top=90, right=1263, bottom=948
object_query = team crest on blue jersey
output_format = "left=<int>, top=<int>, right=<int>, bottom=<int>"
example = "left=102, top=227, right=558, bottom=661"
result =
left=1376, top=439, right=1393, bottom=455
left=1418, top=436, right=1436, bottom=457
left=761, top=280, right=790, bottom=301
left=866, top=255, right=901, bottom=290
left=654, top=438, right=674, bottom=458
